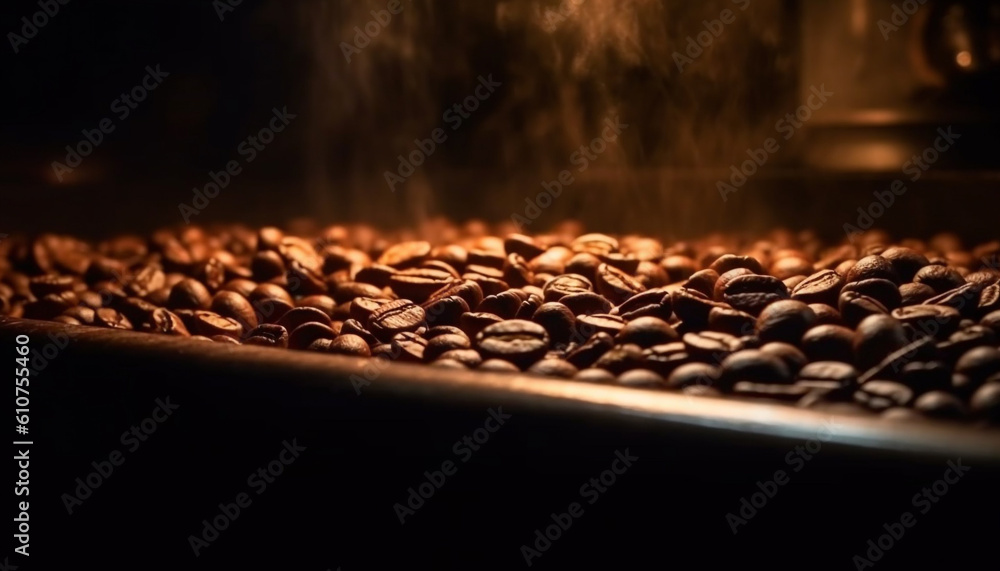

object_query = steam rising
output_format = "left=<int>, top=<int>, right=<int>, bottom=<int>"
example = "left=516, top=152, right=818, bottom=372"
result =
left=299, top=0, right=795, bottom=238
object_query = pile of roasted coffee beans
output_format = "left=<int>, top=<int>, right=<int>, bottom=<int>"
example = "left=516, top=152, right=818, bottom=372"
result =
left=3, top=221, right=1000, bottom=424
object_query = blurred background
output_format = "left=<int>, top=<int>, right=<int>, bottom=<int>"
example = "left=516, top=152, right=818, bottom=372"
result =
left=1, top=0, right=998, bottom=241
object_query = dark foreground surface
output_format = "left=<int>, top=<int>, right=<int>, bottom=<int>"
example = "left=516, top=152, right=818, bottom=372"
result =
left=6, top=318, right=1000, bottom=571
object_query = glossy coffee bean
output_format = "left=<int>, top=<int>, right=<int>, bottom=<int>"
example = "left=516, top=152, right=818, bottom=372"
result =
left=565, top=332, right=614, bottom=369
left=854, top=314, right=908, bottom=370
left=542, top=274, right=594, bottom=302
left=719, top=350, right=791, bottom=389
left=838, top=291, right=889, bottom=329
left=94, top=307, right=132, bottom=330
left=899, top=282, right=936, bottom=306
left=244, top=324, right=289, bottom=348
left=798, top=361, right=858, bottom=386
left=891, top=305, right=961, bottom=340
left=476, top=320, right=549, bottom=368
left=191, top=310, right=243, bottom=339
left=790, top=270, right=843, bottom=306
left=720, top=274, right=789, bottom=316
left=854, top=381, right=914, bottom=411
left=527, top=358, right=578, bottom=378
left=685, top=269, right=720, bottom=298
left=913, top=391, right=968, bottom=420
left=167, top=278, right=211, bottom=310
left=574, top=368, right=616, bottom=384
left=913, top=265, right=964, bottom=294
left=367, top=299, right=426, bottom=342
left=248, top=284, right=295, bottom=324
left=616, top=317, right=678, bottom=348
left=320, top=334, right=372, bottom=357
left=289, top=322, right=337, bottom=350
left=709, top=254, right=763, bottom=276
left=391, top=331, right=428, bottom=363
left=211, top=291, right=258, bottom=331
left=755, top=300, right=816, bottom=344
left=666, top=362, right=720, bottom=390
left=880, top=247, right=928, bottom=283
left=759, top=342, right=807, bottom=375
left=970, top=382, right=1000, bottom=422
left=800, top=324, right=855, bottom=363
left=424, top=334, right=471, bottom=361
left=616, top=369, right=666, bottom=389
left=479, top=359, right=522, bottom=373
left=899, top=361, right=951, bottom=393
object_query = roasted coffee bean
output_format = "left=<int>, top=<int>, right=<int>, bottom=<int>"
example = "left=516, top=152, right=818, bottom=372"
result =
left=424, top=325, right=468, bottom=341
left=592, top=344, right=645, bottom=375
left=798, top=361, right=858, bottom=387
left=772, top=258, right=814, bottom=281
left=289, top=322, right=337, bottom=350
left=462, top=267, right=509, bottom=297
left=191, top=311, right=243, bottom=339
left=733, top=382, right=813, bottom=402
left=211, top=291, right=259, bottom=331
left=573, top=368, right=615, bottom=383
left=880, top=247, right=928, bottom=283
left=248, top=284, right=295, bottom=324
left=899, top=282, right=936, bottom=306
left=78, top=290, right=103, bottom=309
left=978, top=284, right=1000, bottom=317
left=313, top=334, right=370, bottom=357
left=141, top=308, right=189, bottom=336
left=62, top=305, right=96, bottom=325
left=616, top=316, right=678, bottom=348
left=339, top=319, right=379, bottom=347
left=332, top=281, right=388, bottom=304
left=838, top=291, right=889, bottom=329
left=755, top=300, right=816, bottom=344
left=477, top=291, right=523, bottom=319
left=846, top=255, right=899, bottom=284
left=913, top=264, right=965, bottom=294
left=891, top=305, right=961, bottom=340
left=29, top=275, right=76, bottom=297
left=377, top=240, right=431, bottom=268
left=759, top=342, right=807, bottom=375
left=854, top=381, right=914, bottom=411
left=572, top=233, right=618, bottom=257
left=504, top=234, right=546, bottom=260
left=970, top=382, right=1000, bottom=422
left=790, top=270, right=843, bottom=306
left=684, top=269, right=720, bottom=299
left=514, top=293, right=544, bottom=320
left=709, top=254, right=763, bottom=276
left=719, top=350, right=791, bottom=389
left=611, top=288, right=671, bottom=321
left=721, top=274, right=788, bottom=316
left=542, top=274, right=594, bottom=303
left=683, top=331, right=741, bottom=362
left=913, top=391, right=967, bottom=420
left=667, top=362, right=720, bottom=390
left=391, top=331, right=428, bottom=363
left=527, top=358, right=579, bottom=378
left=458, top=312, right=504, bottom=341
left=221, top=278, right=258, bottom=299
left=367, top=299, right=426, bottom=342
left=436, top=349, right=482, bottom=368
left=23, top=291, right=78, bottom=320
left=924, top=283, right=981, bottom=319
left=642, top=342, right=691, bottom=377
left=594, top=263, right=645, bottom=305
left=712, top=269, right=753, bottom=301
left=389, top=268, right=455, bottom=303
left=425, top=334, right=471, bottom=361
left=842, top=279, right=901, bottom=310
left=94, top=307, right=132, bottom=330
left=476, top=320, right=549, bottom=368
left=531, top=302, right=576, bottom=346
left=52, top=315, right=80, bottom=325
left=801, top=324, right=855, bottom=363
left=354, top=264, right=396, bottom=288
left=854, top=314, right=908, bottom=371
left=672, top=287, right=724, bottom=327
left=954, top=346, right=1000, bottom=393
left=936, top=325, right=997, bottom=363
left=251, top=250, right=286, bottom=282
left=244, top=323, right=289, bottom=348
left=466, top=250, right=506, bottom=271
left=125, top=265, right=165, bottom=298
left=349, top=297, right=390, bottom=324
left=276, top=306, right=333, bottom=332
left=428, top=279, right=484, bottom=311
left=899, top=361, right=951, bottom=393
left=566, top=332, right=614, bottom=369
left=479, top=358, right=522, bottom=373
left=858, top=335, right=938, bottom=384
left=616, top=369, right=665, bottom=389
left=707, top=306, right=756, bottom=337
left=421, top=295, right=470, bottom=327
left=501, top=253, right=533, bottom=289
left=558, top=292, right=612, bottom=316
left=965, top=270, right=1000, bottom=289
left=576, top=313, right=627, bottom=337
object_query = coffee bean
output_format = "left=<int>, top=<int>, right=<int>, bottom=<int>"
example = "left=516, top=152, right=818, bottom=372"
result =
left=390, top=268, right=455, bottom=303
left=142, top=308, right=190, bottom=336
left=211, top=291, right=259, bottom=331
left=222, top=278, right=258, bottom=299
left=719, top=350, right=791, bottom=389
left=574, top=368, right=616, bottom=384
left=367, top=299, right=426, bottom=342
left=458, top=312, right=503, bottom=341
left=925, top=283, right=981, bottom=318
left=514, top=293, right=544, bottom=320
left=476, top=320, right=549, bottom=368
left=62, top=305, right=96, bottom=325
left=954, top=346, right=1000, bottom=393
left=790, top=270, right=843, bottom=306
left=354, top=264, right=396, bottom=288
left=672, top=287, right=724, bottom=327
left=798, top=361, right=858, bottom=386
left=252, top=250, right=286, bottom=282
left=707, top=306, right=756, bottom=337
left=527, top=358, right=579, bottom=378
left=846, top=255, right=899, bottom=284
left=642, top=342, right=691, bottom=377
left=425, top=333, right=471, bottom=361
left=566, top=332, right=614, bottom=368
left=94, top=307, right=132, bottom=330
left=320, top=334, right=372, bottom=357
left=532, top=302, right=576, bottom=346
left=801, top=324, right=855, bottom=363
left=970, top=382, right=1000, bottom=422
left=462, top=266, right=509, bottom=297
left=434, top=349, right=481, bottom=368
left=842, top=279, right=901, bottom=310
left=721, top=274, right=789, bottom=316
left=504, top=234, right=546, bottom=260
left=615, top=316, right=678, bottom=348
left=734, top=382, right=813, bottom=402
left=277, top=306, right=333, bottom=332
left=29, top=275, right=76, bottom=297
left=755, top=300, right=817, bottom=344
left=913, top=265, right=965, bottom=294
left=391, top=331, right=428, bottom=362
left=683, top=331, right=741, bottom=362
left=936, top=325, right=997, bottom=363
left=913, top=391, right=968, bottom=420
left=899, top=361, right=951, bottom=393
left=855, top=381, right=914, bottom=411
left=576, top=313, right=627, bottom=337
left=965, top=270, right=1000, bottom=289
left=559, top=292, right=613, bottom=316
left=542, top=274, right=594, bottom=303
left=684, top=269, right=720, bottom=299
left=838, top=291, right=889, bottom=329
left=421, top=295, right=470, bottom=327
left=854, top=314, right=908, bottom=370
left=616, top=369, right=665, bottom=389
left=190, top=311, right=243, bottom=339
left=891, top=305, right=961, bottom=340
left=23, top=291, right=78, bottom=320
left=377, top=241, right=431, bottom=268
left=428, top=279, right=484, bottom=310
left=593, top=344, right=645, bottom=375
left=244, top=323, right=289, bottom=348
left=125, top=265, right=165, bottom=298
left=477, top=291, right=523, bottom=319
left=479, top=359, right=522, bottom=373
left=667, top=362, right=720, bottom=390
left=759, top=342, right=807, bottom=375
left=899, top=282, right=936, bottom=306
left=858, top=335, right=938, bottom=384
left=880, top=247, right=928, bottom=282
left=594, top=263, right=645, bottom=305
left=709, top=254, right=763, bottom=276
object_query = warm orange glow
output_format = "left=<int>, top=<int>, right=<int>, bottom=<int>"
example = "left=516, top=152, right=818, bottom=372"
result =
left=956, top=50, right=973, bottom=68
